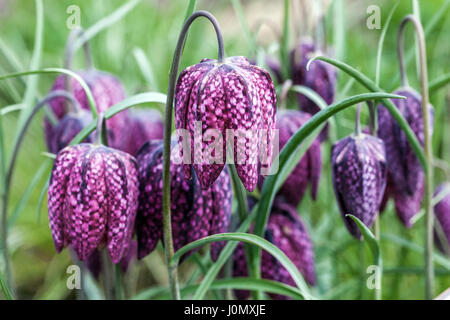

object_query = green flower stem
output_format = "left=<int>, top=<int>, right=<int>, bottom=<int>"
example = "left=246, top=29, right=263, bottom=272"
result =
left=398, top=14, right=434, bottom=299
left=162, top=10, right=224, bottom=300
left=0, top=90, right=80, bottom=293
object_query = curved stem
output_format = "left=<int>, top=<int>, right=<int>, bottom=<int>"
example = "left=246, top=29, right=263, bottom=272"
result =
left=162, top=10, right=225, bottom=300
left=354, top=104, right=362, bottom=136
left=279, top=79, right=293, bottom=110
left=399, top=14, right=434, bottom=299
left=94, top=112, right=107, bottom=145
left=0, top=90, right=79, bottom=293
left=64, top=28, right=93, bottom=114
left=397, top=18, right=410, bottom=87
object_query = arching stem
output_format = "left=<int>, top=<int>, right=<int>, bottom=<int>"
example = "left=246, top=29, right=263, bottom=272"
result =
left=162, top=10, right=225, bottom=300
left=397, top=19, right=409, bottom=87
left=279, top=79, right=293, bottom=110
left=398, top=14, right=434, bottom=299
left=354, top=104, right=362, bottom=136
left=0, top=90, right=80, bottom=294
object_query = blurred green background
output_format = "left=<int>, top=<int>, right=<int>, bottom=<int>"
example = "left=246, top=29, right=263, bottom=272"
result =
left=0, top=0, right=449, bottom=299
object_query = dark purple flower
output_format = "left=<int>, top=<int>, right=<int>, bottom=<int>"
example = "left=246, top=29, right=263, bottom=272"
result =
left=174, top=56, right=277, bottom=191
left=290, top=41, right=336, bottom=112
left=44, top=70, right=127, bottom=151
left=265, top=56, right=283, bottom=84
left=47, top=143, right=139, bottom=263
left=118, top=109, right=164, bottom=156
left=377, top=87, right=433, bottom=195
left=433, top=184, right=450, bottom=255
left=49, top=110, right=93, bottom=153
left=393, top=172, right=425, bottom=227
left=233, top=201, right=316, bottom=300
left=331, top=133, right=387, bottom=238
left=259, top=110, right=321, bottom=206
left=135, top=141, right=232, bottom=260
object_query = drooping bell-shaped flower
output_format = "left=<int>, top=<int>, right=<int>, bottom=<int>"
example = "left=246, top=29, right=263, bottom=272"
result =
left=233, top=201, right=316, bottom=300
left=377, top=88, right=433, bottom=226
left=433, top=184, right=450, bottom=255
left=259, top=110, right=321, bottom=206
left=47, top=143, right=139, bottom=263
left=135, top=141, right=232, bottom=260
left=118, top=109, right=164, bottom=156
left=49, top=109, right=93, bottom=153
left=331, top=132, right=387, bottom=239
left=290, top=41, right=337, bottom=116
left=174, top=56, right=277, bottom=191
left=44, top=70, right=127, bottom=150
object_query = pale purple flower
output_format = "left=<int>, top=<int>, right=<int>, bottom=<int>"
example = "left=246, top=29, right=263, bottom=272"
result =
left=434, top=184, right=450, bottom=255
left=47, top=143, right=138, bottom=263
left=331, top=133, right=387, bottom=238
left=44, top=70, right=127, bottom=151
left=118, top=109, right=164, bottom=156
left=174, top=56, right=277, bottom=191
left=135, top=141, right=232, bottom=260
left=259, top=110, right=321, bottom=206
left=233, top=201, right=316, bottom=300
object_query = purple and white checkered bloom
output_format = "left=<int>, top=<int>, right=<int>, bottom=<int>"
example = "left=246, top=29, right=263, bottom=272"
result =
left=291, top=41, right=336, bottom=113
left=47, top=143, right=139, bottom=263
left=331, top=133, right=387, bottom=239
left=135, top=141, right=232, bottom=260
left=259, top=110, right=321, bottom=206
left=174, top=56, right=277, bottom=192
left=233, top=201, right=316, bottom=300
left=433, top=184, right=450, bottom=255
left=118, top=109, right=164, bottom=156
left=49, top=110, right=93, bottom=153
left=44, top=70, right=127, bottom=151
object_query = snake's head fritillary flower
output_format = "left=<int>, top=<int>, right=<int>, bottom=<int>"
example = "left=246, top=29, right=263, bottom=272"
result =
left=118, top=109, right=164, bottom=156
left=259, top=110, right=321, bottom=206
left=433, top=184, right=450, bottom=255
left=331, top=133, right=387, bottom=239
left=377, top=87, right=434, bottom=196
left=233, top=201, right=316, bottom=300
left=135, top=141, right=232, bottom=261
left=392, top=172, right=425, bottom=227
left=47, top=143, right=139, bottom=263
left=45, top=70, right=127, bottom=150
left=49, top=110, right=93, bottom=153
left=290, top=41, right=336, bottom=124
left=174, top=56, right=277, bottom=192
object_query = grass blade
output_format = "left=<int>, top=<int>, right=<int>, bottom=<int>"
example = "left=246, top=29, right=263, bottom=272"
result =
left=183, top=0, right=197, bottom=23
left=429, top=73, right=450, bottom=94
left=133, top=48, right=159, bottom=91
left=0, top=270, right=13, bottom=300
left=171, top=232, right=313, bottom=299
left=72, top=0, right=141, bottom=52
left=230, top=0, right=256, bottom=56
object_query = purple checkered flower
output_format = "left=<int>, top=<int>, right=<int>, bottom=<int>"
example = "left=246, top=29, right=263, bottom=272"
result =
left=174, top=56, right=277, bottom=192
left=233, top=201, right=316, bottom=300
left=434, top=184, right=450, bottom=255
left=118, top=109, right=164, bottom=156
left=291, top=41, right=336, bottom=111
left=135, top=141, right=232, bottom=260
left=377, top=87, right=433, bottom=195
left=259, top=110, right=321, bottom=206
left=47, top=143, right=139, bottom=263
left=331, top=133, right=387, bottom=238
left=44, top=70, right=127, bottom=151
left=49, top=110, right=93, bottom=153
left=377, top=87, right=433, bottom=226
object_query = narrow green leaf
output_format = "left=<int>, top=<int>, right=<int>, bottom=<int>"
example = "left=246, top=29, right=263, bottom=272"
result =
left=230, top=0, right=256, bottom=56
left=72, top=0, right=141, bottom=52
left=36, top=178, right=49, bottom=224
left=280, top=0, right=290, bottom=79
left=183, top=0, right=197, bottom=23
left=0, top=270, right=13, bottom=300
left=132, top=48, right=159, bottom=91
left=171, top=232, right=314, bottom=299
left=134, top=277, right=305, bottom=300
left=333, top=0, right=346, bottom=61
left=291, top=85, right=328, bottom=110
left=0, top=68, right=98, bottom=118
left=308, top=56, right=427, bottom=170
left=69, top=92, right=166, bottom=145
left=0, top=104, right=24, bottom=116
left=429, top=73, right=450, bottom=94
left=375, top=1, right=399, bottom=86
left=192, top=206, right=256, bottom=300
